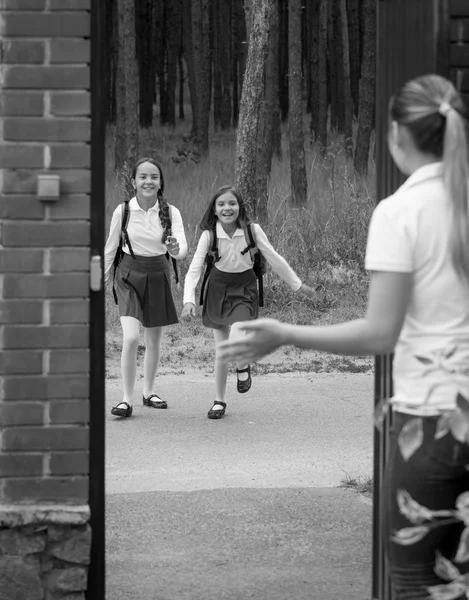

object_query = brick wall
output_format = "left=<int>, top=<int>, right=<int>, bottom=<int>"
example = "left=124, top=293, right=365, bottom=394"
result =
left=449, top=0, right=469, bottom=105
left=0, top=2, right=91, bottom=506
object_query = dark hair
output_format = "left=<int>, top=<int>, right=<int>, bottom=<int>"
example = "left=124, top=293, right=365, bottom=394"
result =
left=132, top=157, right=171, bottom=242
left=199, top=185, right=252, bottom=231
left=389, top=74, right=469, bottom=284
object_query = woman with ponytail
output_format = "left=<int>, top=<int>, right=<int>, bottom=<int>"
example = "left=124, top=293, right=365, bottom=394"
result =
left=104, top=158, right=188, bottom=418
left=219, top=74, right=469, bottom=599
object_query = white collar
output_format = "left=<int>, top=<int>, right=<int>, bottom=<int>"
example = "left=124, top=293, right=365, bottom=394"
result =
left=216, top=221, right=245, bottom=239
left=129, top=196, right=160, bottom=212
left=399, top=162, right=443, bottom=193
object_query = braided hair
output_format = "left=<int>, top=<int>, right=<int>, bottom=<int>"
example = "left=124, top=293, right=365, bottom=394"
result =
left=132, top=157, right=171, bottom=243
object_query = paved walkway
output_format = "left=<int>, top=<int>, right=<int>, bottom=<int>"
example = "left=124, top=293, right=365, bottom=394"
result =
left=106, top=372, right=374, bottom=600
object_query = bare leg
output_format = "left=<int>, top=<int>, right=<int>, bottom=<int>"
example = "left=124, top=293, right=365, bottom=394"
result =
left=119, top=316, right=140, bottom=406
left=212, top=326, right=230, bottom=408
left=142, top=326, right=163, bottom=398
left=231, top=321, right=250, bottom=381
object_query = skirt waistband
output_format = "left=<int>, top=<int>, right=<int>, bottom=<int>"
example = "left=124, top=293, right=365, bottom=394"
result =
left=120, top=252, right=169, bottom=272
left=210, top=267, right=255, bottom=284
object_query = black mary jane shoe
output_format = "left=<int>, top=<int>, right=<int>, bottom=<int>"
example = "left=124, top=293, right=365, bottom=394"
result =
left=207, top=401, right=227, bottom=419
left=111, top=402, right=133, bottom=418
left=142, top=394, right=168, bottom=409
left=236, top=366, right=252, bottom=394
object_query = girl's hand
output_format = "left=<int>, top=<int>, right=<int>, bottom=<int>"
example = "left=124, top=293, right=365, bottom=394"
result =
left=217, top=318, right=287, bottom=363
left=298, top=283, right=316, bottom=299
left=181, top=302, right=196, bottom=321
left=165, top=236, right=180, bottom=256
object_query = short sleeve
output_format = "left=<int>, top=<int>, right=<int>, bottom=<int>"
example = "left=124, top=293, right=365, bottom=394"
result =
left=365, top=199, right=413, bottom=273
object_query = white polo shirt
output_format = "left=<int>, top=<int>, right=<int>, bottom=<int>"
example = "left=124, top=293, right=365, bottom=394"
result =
left=183, top=221, right=302, bottom=306
left=365, top=162, right=469, bottom=415
left=104, top=197, right=188, bottom=283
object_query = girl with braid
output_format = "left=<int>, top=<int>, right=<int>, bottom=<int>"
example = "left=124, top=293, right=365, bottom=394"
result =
left=104, top=158, right=188, bottom=418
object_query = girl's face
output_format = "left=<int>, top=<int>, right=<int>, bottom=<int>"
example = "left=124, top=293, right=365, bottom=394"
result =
left=213, top=192, right=240, bottom=227
left=132, top=161, right=161, bottom=200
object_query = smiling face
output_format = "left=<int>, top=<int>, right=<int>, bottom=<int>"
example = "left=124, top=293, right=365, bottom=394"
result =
left=213, top=192, right=240, bottom=228
left=132, top=161, right=162, bottom=200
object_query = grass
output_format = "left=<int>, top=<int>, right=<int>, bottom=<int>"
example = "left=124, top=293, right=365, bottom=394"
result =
left=340, top=474, right=374, bottom=497
left=105, top=121, right=376, bottom=374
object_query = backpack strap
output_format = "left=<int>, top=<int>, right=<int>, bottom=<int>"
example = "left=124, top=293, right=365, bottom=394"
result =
left=112, top=201, right=133, bottom=304
left=199, top=227, right=220, bottom=306
left=240, top=222, right=264, bottom=307
left=166, top=205, right=179, bottom=285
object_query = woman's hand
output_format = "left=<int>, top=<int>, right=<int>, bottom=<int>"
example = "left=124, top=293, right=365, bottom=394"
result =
left=217, top=318, right=288, bottom=363
left=165, top=236, right=180, bottom=256
left=181, top=302, right=196, bottom=321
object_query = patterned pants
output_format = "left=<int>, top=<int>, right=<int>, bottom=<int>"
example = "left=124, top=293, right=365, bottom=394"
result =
left=384, top=411, right=469, bottom=600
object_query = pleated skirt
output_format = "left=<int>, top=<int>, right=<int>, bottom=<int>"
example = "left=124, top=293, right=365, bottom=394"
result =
left=202, top=267, right=258, bottom=330
left=114, top=253, right=178, bottom=328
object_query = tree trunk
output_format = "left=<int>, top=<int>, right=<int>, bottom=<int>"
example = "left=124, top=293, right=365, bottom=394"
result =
left=317, top=0, right=328, bottom=152
left=212, top=0, right=222, bottom=129
left=182, top=0, right=198, bottom=137
left=235, top=0, right=275, bottom=217
left=136, top=0, right=157, bottom=128
left=165, top=0, right=182, bottom=127
left=278, top=0, right=289, bottom=121
left=178, top=47, right=185, bottom=119
left=309, top=0, right=320, bottom=138
left=347, top=0, right=360, bottom=117
left=288, top=0, right=307, bottom=208
left=328, top=0, right=338, bottom=132
left=354, top=0, right=376, bottom=175
left=115, top=0, right=139, bottom=174
left=191, top=0, right=211, bottom=156
left=339, top=0, right=353, bottom=158
left=104, top=0, right=118, bottom=124
left=155, top=0, right=168, bottom=124
left=220, top=0, right=232, bottom=129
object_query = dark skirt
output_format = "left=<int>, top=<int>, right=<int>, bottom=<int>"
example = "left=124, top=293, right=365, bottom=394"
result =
left=202, top=267, right=258, bottom=330
left=115, top=253, right=178, bottom=328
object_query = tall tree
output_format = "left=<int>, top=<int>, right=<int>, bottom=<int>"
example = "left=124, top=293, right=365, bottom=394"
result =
left=339, top=0, right=353, bottom=157
left=309, top=0, right=320, bottom=138
left=347, top=0, right=361, bottom=116
left=136, top=0, right=157, bottom=128
left=235, top=0, right=275, bottom=217
left=115, top=0, right=139, bottom=173
left=182, top=0, right=198, bottom=134
left=288, top=0, right=307, bottom=207
left=190, top=0, right=211, bottom=155
left=166, top=0, right=182, bottom=126
left=316, top=0, right=328, bottom=152
left=354, top=0, right=376, bottom=175
left=278, top=0, right=289, bottom=121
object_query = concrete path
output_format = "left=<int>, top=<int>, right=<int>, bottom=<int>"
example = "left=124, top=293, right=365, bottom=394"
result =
left=106, top=372, right=375, bottom=600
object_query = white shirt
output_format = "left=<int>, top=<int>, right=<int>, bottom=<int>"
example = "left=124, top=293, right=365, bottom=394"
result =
left=183, top=221, right=302, bottom=305
left=365, top=162, right=469, bottom=415
left=104, top=196, right=188, bottom=283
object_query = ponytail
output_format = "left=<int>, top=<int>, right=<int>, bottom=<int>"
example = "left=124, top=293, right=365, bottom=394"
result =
left=442, top=108, right=469, bottom=285
left=158, top=189, right=172, bottom=242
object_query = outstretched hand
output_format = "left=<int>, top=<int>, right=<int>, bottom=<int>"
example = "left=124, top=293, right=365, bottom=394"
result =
left=217, top=318, right=287, bottom=363
left=181, top=302, right=196, bottom=321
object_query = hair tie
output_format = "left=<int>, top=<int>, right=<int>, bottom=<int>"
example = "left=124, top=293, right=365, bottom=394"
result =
left=438, top=101, right=452, bottom=117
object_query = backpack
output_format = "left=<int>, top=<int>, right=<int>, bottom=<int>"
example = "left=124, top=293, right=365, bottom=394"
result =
left=112, top=200, right=179, bottom=305
left=199, top=221, right=266, bottom=307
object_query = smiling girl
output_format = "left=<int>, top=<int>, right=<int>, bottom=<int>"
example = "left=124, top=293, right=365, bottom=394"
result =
left=181, top=185, right=315, bottom=419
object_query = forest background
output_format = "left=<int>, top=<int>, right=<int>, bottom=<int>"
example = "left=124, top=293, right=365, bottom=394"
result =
left=104, top=0, right=377, bottom=378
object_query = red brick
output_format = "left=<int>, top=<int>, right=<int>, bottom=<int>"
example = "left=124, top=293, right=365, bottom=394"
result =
left=50, top=300, right=89, bottom=324
left=0, top=351, right=43, bottom=375
left=3, top=273, right=89, bottom=299
left=1, top=13, right=90, bottom=37
left=0, top=92, right=44, bottom=116
left=3, top=169, right=91, bottom=194
left=51, top=39, right=90, bottom=64
left=3, top=477, right=88, bottom=504
left=50, top=145, right=91, bottom=168
left=49, top=195, right=91, bottom=220
left=50, top=400, right=89, bottom=424
left=0, top=196, right=45, bottom=220
left=50, top=92, right=90, bottom=116
left=3, top=65, right=89, bottom=89
left=49, top=452, right=89, bottom=476
left=3, top=222, right=90, bottom=246
left=0, top=0, right=46, bottom=8
left=0, top=249, right=44, bottom=272
left=1, top=40, right=45, bottom=64
left=2, top=325, right=88, bottom=349
left=0, top=301, right=43, bottom=324
left=50, top=248, right=89, bottom=272
left=0, top=453, right=44, bottom=477
left=50, top=0, right=90, bottom=8
left=451, top=44, right=469, bottom=67
left=0, top=402, right=44, bottom=426
left=0, top=145, right=43, bottom=168
left=2, top=427, right=89, bottom=451
left=451, top=67, right=469, bottom=91
left=49, top=350, right=89, bottom=374
left=4, top=118, right=90, bottom=141
left=2, top=375, right=88, bottom=400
